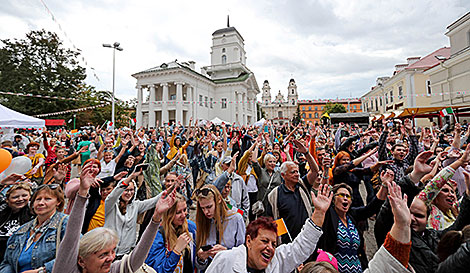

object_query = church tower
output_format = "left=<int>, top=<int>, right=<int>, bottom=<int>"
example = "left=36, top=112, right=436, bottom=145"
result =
left=261, top=80, right=271, bottom=105
left=287, top=78, right=298, bottom=106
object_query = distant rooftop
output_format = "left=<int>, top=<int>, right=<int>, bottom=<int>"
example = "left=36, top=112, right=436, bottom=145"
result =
left=406, top=47, right=451, bottom=70
left=212, top=26, right=244, bottom=41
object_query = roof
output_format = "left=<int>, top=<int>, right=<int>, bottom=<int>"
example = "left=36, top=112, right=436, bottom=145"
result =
left=212, top=27, right=244, bottom=41
left=447, top=11, right=470, bottom=32
left=132, top=61, right=213, bottom=82
left=298, top=99, right=362, bottom=104
left=330, top=112, right=370, bottom=119
left=212, top=72, right=250, bottom=84
left=405, top=47, right=450, bottom=70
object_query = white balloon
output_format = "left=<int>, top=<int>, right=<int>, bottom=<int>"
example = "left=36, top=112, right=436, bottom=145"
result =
left=4, top=156, right=32, bottom=175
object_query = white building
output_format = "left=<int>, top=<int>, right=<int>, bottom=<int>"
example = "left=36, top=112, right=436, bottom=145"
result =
left=132, top=25, right=260, bottom=128
left=260, top=79, right=298, bottom=125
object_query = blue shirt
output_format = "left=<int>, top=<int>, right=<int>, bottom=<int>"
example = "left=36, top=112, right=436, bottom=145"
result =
left=18, top=241, right=36, bottom=272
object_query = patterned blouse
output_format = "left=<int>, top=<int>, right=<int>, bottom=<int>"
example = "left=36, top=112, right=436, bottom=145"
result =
left=335, top=217, right=362, bottom=273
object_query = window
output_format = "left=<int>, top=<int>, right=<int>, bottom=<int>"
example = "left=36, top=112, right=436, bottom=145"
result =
left=321, top=106, right=324, bottom=110
left=222, top=48, right=226, bottom=53
left=426, top=80, right=432, bottom=96
left=375, top=98, right=378, bottom=111
left=205, top=96, right=208, bottom=107
left=398, top=86, right=403, bottom=99
left=221, top=98, right=227, bottom=109
left=278, top=111, right=283, bottom=118
left=385, top=93, right=388, bottom=104
left=302, top=113, right=306, bottom=118
left=315, top=106, right=318, bottom=111
left=210, top=98, right=213, bottom=108
left=314, top=113, right=318, bottom=118
left=308, top=107, right=312, bottom=110
left=291, top=89, right=294, bottom=94
left=380, top=97, right=383, bottom=106
left=390, top=90, right=393, bottom=103
left=170, top=94, right=176, bottom=100
left=302, top=107, right=305, bottom=110
left=199, top=95, right=203, bottom=106
left=222, top=55, right=227, bottom=64
left=354, top=105, right=357, bottom=109
left=309, top=113, right=312, bottom=118
left=292, top=99, right=295, bottom=105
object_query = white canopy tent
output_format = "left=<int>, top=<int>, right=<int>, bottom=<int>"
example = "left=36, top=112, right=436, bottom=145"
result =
left=0, top=104, right=45, bottom=128
left=210, top=117, right=228, bottom=125
left=253, top=118, right=266, bottom=127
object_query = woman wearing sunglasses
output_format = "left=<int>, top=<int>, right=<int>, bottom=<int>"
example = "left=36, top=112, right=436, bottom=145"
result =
left=194, top=184, right=245, bottom=271
left=314, top=170, right=391, bottom=273
left=0, top=183, right=68, bottom=273
left=145, top=193, right=196, bottom=272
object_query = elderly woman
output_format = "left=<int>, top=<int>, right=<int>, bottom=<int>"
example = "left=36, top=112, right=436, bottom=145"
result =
left=206, top=184, right=333, bottom=273
left=51, top=163, right=176, bottom=273
left=0, top=182, right=34, bottom=260
left=195, top=184, right=245, bottom=271
left=145, top=193, right=196, bottom=272
left=315, top=173, right=391, bottom=273
left=0, top=183, right=68, bottom=273
left=104, top=167, right=162, bottom=257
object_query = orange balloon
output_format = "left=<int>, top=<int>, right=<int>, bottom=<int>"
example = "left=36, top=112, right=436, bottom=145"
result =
left=0, top=148, right=13, bottom=173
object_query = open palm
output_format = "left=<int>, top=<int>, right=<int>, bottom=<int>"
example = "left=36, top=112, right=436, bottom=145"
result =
left=311, top=184, right=333, bottom=213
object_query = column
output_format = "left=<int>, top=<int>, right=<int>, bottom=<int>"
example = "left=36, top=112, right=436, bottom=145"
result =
left=136, top=85, right=143, bottom=128
left=176, top=82, right=183, bottom=124
left=161, top=83, right=169, bottom=125
left=148, top=84, right=156, bottom=128
left=187, top=86, right=193, bottom=125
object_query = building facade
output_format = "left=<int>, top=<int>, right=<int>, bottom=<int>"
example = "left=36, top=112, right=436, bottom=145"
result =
left=425, top=12, right=470, bottom=107
left=298, top=99, right=362, bottom=124
left=260, top=79, right=298, bottom=125
left=360, top=47, right=450, bottom=125
left=132, top=25, right=260, bottom=128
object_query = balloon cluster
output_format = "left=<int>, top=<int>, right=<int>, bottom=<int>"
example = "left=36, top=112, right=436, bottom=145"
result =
left=0, top=149, right=33, bottom=180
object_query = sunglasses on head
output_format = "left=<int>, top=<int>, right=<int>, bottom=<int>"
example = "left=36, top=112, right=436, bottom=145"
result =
left=36, top=184, right=60, bottom=191
left=195, top=188, right=215, bottom=197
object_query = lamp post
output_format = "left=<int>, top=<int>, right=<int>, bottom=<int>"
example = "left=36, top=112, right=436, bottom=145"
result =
left=102, top=42, right=123, bottom=128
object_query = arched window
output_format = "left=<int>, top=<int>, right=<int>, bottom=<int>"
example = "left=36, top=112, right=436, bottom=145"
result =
left=314, top=113, right=319, bottom=118
left=222, top=48, right=226, bottom=53
left=222, top=55, right=227, bottom=64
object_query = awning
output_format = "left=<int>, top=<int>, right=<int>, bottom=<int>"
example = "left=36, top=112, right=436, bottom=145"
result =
left=384, top=112, right=395, bottom=120
left=397, top=106, right=467, bottom=117
left=45, top=119, right=65, bottom=126
left=376, top=114, right=385, bottom=121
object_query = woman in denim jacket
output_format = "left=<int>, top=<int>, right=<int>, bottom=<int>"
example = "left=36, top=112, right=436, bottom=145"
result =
left=0, top=184, right=68, bottom=273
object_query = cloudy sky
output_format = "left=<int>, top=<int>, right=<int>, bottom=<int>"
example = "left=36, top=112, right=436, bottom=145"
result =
left=1, top=0, right=469, bottom=104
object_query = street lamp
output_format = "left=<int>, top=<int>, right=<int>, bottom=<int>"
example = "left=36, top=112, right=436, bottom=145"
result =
left=103, top=42, right=123, bottom=128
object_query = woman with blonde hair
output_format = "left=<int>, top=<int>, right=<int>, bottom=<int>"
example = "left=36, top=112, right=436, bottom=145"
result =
left=194, top=184, right=245, bottom=271
left=146, top=193, right=196, bottom=272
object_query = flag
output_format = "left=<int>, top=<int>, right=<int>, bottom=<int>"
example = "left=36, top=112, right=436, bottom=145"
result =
left=439, top=107, right=454, bottom=117
left=106, top=121, right=114, bottom=130
left=130, top=118, right=136, bottom=126
left=275, top=218, right=288, bottom=236
left=226, top=203, right=244, bottom=216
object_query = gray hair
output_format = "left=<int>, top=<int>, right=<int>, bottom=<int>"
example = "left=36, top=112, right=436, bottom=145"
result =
left=79, top=227, right=119, bottom=258
left=300, top=261, right=339, bottom=273
left=280, top=161, right=297, bottom=175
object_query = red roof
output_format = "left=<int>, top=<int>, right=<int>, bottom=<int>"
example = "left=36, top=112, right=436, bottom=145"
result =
left=45, top=119, right=65, bottom=126
left=405, top=47, right=450, bottom=70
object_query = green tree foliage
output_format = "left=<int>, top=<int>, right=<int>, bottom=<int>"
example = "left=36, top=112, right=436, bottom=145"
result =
left=0, top=29, right=85, bottom=115
left=322, top=102, right=347, bottom=115
left=292, top=105, right=302, bottom=125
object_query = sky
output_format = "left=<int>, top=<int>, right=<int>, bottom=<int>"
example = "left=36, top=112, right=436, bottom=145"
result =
left=1, top=0, right=469, bottom=104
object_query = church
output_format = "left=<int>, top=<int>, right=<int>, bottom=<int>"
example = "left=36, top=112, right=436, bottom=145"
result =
left=132, top=23, right=260, bottom=128
left=260, top=79, right=299, bottom=125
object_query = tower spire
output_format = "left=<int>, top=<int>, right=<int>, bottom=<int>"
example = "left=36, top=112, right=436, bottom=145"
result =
left=227, top=15, right=230, bottom=27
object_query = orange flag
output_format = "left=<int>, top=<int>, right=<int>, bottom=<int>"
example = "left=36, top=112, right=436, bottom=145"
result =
left=275, top=218, right=288, bottom=236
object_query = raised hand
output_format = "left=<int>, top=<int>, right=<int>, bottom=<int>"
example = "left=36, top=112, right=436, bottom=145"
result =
left=388, top=180, right=411, bottom=230
left=404, top=119, right=413, bottom=133
left=463, top=171, right=470, bottom=196
left=79, top=163, right=95, bottom=195
left=380, top=169, right=395, bottom=185
left=413, top=151, right=434, bottom=175
left=292, top=139, right=308, bottom=154
left=153, top=186, right=177, bottom=221
left=52, top=163, right=67, bottom=183
left=311, top=184, right=333, bottom=213
left=174, top=233, right=192, bottom=254
left=113, top=171, right=128, bottom=182
left=0, top=174, right=25, bottom=186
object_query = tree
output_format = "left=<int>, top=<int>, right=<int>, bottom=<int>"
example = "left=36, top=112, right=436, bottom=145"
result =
left=322, top=102, right=347, bottom=115
left=256, top=102, right=266, bottom=120
left=0, top=29, right=86, bottom=116
left=292, top=105, right=302, bottom=125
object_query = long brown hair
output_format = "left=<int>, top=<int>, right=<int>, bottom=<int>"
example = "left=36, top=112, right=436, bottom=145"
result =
left=162, top=193, right=190, bottom=251
left=195, top=184, right=232, bottom=251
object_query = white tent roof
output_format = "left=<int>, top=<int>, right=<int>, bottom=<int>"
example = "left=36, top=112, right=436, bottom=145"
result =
left=253, top=118, right=266, bottom=127
left=210, top=117, right=228, bottom=125
left=0, top=104, right=45, bottom=128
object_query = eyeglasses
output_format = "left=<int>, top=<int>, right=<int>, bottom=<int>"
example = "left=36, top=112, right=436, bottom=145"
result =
left=335, top=193, right=352, bottom=200
left=35, top=184, right=60, bottom=192
left=195, top=188, right=215, bottom=197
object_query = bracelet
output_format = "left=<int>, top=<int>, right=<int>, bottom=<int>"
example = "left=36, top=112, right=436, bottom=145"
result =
left=381, top=183, right=388, bottom=188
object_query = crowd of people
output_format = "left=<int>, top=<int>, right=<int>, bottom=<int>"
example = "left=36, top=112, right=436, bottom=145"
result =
left=0, top=117, right=470, bottom=273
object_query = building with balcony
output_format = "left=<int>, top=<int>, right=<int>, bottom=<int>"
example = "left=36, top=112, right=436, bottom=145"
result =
left=298, top=99, right=362, bottom=124
left=132, top=24, right=260, bottom=128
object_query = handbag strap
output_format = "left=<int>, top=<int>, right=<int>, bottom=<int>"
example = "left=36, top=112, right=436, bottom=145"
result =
left=55, top=215, right=67, bottom=257
left=261, top=172, right=276, bottom=202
